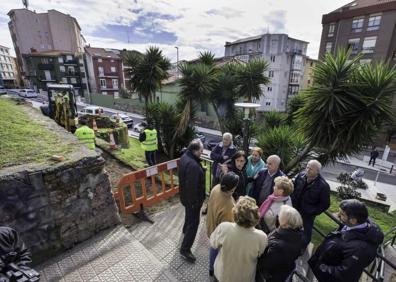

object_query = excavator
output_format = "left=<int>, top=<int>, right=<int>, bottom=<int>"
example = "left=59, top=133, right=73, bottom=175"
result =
left=40, top=83, right=79, bottom=132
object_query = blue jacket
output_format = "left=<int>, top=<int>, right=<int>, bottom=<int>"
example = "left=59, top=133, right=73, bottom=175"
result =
left=308, top=222, right=383, bottom=282
left=291, top=172, right=330, bottom=217
left=210, top=143, right=237, bottom=177
left=250, top=169, right=284, bottom=206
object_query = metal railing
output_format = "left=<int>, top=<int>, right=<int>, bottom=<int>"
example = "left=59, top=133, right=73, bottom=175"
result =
left=312, top=210, right=396, bottom=282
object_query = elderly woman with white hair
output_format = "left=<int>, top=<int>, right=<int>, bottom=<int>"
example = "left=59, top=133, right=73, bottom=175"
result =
left=256, top=205, right=304, bottom=282
left=291, top=159, right=330, bottom=251
left=210, top=196, right=267, bottom=282
left=210, top=132, right=237, bottom=185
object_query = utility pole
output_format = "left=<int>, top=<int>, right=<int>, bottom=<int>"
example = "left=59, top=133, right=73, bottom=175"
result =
left=175, top=46, right=179, bottom=78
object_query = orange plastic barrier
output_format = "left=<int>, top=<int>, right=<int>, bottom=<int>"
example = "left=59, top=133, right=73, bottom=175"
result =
left=114, top=159, right=180, bottom=214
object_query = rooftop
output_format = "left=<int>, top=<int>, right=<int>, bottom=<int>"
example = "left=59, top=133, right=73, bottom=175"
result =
left=85, top=47, right=121, bottom=59
left=331, top=0, right=396, bottom=13
left=225, top=33, right=309, bottom=46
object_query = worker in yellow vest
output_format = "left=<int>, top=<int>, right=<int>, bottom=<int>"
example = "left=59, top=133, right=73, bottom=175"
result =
left=74, top=119, right=96, bottom=150
left=139, top=122, right=158, bottom=166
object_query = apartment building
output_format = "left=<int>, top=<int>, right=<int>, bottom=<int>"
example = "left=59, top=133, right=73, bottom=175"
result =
left=224, top=33, right=309, bottom=112
left=318, top=0, right=396, bottom=65
left=301, top=57, right=318, bottom=90
left=85, top=47, right=123, bottom=98
left=0, top=45, right=17, bottom=88
left=8, top=8, right=87, bottom=92
left=24, top=51, right=88, bottom=94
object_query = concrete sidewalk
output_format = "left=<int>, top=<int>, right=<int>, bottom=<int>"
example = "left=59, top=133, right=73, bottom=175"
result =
left=338, top=155, right=395, bottom=176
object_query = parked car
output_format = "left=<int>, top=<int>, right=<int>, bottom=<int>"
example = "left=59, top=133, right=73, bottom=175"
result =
left=18, top=89, right=38, bottom=98
left=111, top=113, right=134, bottom=128
left=79, top=106, right=103, bottom=116
left=133, top=122, right=147, bottom=132
left=193, top=127, right=206, bottom=143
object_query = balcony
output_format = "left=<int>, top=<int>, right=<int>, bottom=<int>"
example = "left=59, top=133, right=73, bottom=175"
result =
left=38, top=63, right=54, bottom=70
left=63, top=59, right=79, bottom=65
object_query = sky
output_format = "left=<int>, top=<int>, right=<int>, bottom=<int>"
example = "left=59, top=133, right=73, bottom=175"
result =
left=0, top=0, right=348, bottom=62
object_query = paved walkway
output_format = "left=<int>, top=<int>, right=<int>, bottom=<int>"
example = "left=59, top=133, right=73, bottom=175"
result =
left=36, top=204, right=211, bottom=281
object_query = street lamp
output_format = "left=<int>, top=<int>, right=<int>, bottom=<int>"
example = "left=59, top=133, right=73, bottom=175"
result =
left=235, top=102, right=261, bottom=154
left=175, top=46, right=179, bottom=78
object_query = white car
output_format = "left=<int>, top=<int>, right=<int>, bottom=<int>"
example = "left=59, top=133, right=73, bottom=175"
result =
left=133, top=122, right=147, bottom=132
left=111, top=113, right=134, bottom=128
left=18, top=89, right=38, bottom=98
left=79, top=106, right=103, bottom=116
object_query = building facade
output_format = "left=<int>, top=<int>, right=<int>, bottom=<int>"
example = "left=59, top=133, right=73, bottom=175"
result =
left=318, top=0, right=396, bottom=65
left=224, top=33, right=309, bottom=112
left=0, top=45, right=17, bottom=88
left=24, top=51, right=88, bottom=95
left=85, top=47, right=123, bottom=98
left=301, top=57, right=318, bottom=90
left=8, top=8, right=86, bottom=92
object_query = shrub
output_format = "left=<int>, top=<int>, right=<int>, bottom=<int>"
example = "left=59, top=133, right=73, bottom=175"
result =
left=337, top=185, right=362, bottom=200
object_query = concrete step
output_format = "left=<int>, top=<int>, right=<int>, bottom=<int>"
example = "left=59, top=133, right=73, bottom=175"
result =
left=36, top=225, right=177, bottom=281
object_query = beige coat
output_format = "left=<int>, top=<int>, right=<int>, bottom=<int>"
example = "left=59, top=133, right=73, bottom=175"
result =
left=206, top=184, right=235, bottom=237
left=210, top=222, right=268, bottom=282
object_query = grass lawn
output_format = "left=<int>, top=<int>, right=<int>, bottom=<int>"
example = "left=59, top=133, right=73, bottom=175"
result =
left=312, top=193, right=396, bottom=246
left=112, top=137, right=146, bottom=169
left=0, top=98, right=70, bottom=169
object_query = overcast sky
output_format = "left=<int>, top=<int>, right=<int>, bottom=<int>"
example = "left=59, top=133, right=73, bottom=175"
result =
left=0, top=0, right=348, bottom=62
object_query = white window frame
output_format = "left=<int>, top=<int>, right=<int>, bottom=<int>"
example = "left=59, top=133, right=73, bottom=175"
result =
left=347, top=38, right=360, bottom=54
left=100, top=78, right=106, bottom=89
left=70, top=77, right=77, bottom=84
left=111, top=66, right=116, bottom=73
left=59, top=66, right=65, bottom=72
left=62, top=77, right=68, bottom=83
left=112, top=79, right=118, bottom=89
left=58, top=57, right=63, bottom=63
left=367, top=15, right=381, bottom=31
left=268, top=70, right=274, bottom=78
left=98, top=66, right=104, bottom=76
left=328, top=23, right=336, bottom=37
left=325, top=42, right=332, bottom=53
left=98, top=58, right=102, bottom=63
left=352, top=17, right=364, bottom=33
left=66, top=55, right=73, bottom=61
left=362, top=36, right=377, bottom=53
left=114, top=91, right=119, bottom=98
left=101, top=91, right=107, bottom=95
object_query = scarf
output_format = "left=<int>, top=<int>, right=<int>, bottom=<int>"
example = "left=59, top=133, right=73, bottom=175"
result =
left=259, top=194, right=290, bottom=218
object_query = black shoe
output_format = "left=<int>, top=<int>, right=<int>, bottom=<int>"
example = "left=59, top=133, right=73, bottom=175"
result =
left=180, top=250, right=196, bottom=263
left=209, top=270, right=214, bottom=277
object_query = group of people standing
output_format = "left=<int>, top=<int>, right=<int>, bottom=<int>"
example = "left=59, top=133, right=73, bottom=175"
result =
left=178, top=134, right=384, bottom=282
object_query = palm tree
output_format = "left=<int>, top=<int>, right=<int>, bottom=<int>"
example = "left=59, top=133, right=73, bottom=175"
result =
left=123, top=46, right=171, bottom=115
left=236, top=59, right=270, bottom=102
left=286, top=49, right=396, bottom=172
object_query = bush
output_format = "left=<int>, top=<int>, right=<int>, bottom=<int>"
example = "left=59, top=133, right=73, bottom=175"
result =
left=336, top=185, right=362, bottom=200
left=337, top=172, right=368, bottom=189
left=119, top=87, right=132, bottom=99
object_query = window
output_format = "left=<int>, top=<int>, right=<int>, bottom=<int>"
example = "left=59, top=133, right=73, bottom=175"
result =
left=101, top=91, right=107, bottom=95
left=62, top=77, right=68, bottom=83
left=392, top=51, right=396, bottom=60
left=362, top=36, right=376, bottom=53
left=352, top=17, right=364, bottom=32
left=58, top=57, right=63, bottom=63
left=67, top=66, right=75, bottom=75
left=347, top=38, right=360, bottom=54
left=307, top=79, right=311, bottom=85
left=41, top=58, right=49, bottom=64
left=325, top=42, right=332, bottom=53
left=112, top=79, right=118, bottom=89
left=328, top=23, right=336, bottom=37
left=268, top=70, right=274, bottom=78
left=111, top=66, right=116, bottom=73
left=60, top=66, right=65, bottom=72
left=98, top=66, right=104, bottom=76
left=70, top=78, right=77, bottom=84
left=110, top=59, right=114, bottom=62
left=290, top=71, right=300, bottom=83
left=265, top=102, right=271, bottom=106
left=267, top=86, right=272, bottom=92
left=100, top=79, right=106, bottom=88
left=367, top=15, right=381, bottom=31
left=114, top=91, right=119, bottom=98
left=270, top=55, right=276, bottom=62
left=98, top=58, right=102, bottom=62
left=44, top=70, right=51, bottom=81
left=66, top=55, right=73, bottom=61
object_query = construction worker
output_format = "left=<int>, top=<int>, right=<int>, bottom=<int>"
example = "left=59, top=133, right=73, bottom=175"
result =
left=74, top=119, right=96, bottom=150
left=139, top=122, right=158, bottom=166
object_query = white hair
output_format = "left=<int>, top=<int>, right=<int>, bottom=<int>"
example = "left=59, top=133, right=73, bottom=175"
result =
left=267, top=155, right=281, bottom=165
left=279, top=205, right=303, bottom=229
left=308, top=159, right=322, bottom=172
left=223, top=132, right=233, bottom=140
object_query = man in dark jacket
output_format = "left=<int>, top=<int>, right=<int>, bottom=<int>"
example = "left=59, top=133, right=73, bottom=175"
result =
left=309, top=199, right=384, bottom=282
left=179, top=139, right=205, bottom=263
left=368, top=147, right=379, bottom=167
left=250, top=155, right=283, bottom=206
left=291, top=160, right=330, bottom=249
left=0, top=226, right=32, bottom=279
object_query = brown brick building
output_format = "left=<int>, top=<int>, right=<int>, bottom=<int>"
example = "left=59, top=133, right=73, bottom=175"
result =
left=85, top=47, right=123, bottom=97
left=318, top=0, right=396, bottom=65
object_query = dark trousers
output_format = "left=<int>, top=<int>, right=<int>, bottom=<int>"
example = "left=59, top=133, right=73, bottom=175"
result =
left=302, top=214, right=315, bottom=249
left=369, top=157, right=377, bottom=166
left=145, top=150, right=156, bottom=166
left=181, top=205, right=201, bottom=252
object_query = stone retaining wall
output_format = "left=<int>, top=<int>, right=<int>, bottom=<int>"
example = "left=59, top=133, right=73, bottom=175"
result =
left=0, top=155, right=121, bottom=264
